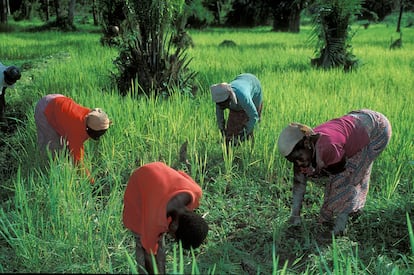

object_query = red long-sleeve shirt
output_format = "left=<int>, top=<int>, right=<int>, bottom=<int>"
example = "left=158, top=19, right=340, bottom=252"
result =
left=123, top=162, right=202, bottom=254
left=44, top=96, right=90, bottom=163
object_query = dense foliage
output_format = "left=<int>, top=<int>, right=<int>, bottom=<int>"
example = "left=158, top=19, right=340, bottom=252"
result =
left=110, top=0, right=197, bottom=97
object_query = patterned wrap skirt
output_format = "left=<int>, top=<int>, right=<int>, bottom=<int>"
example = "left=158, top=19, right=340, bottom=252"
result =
left=34, top=94, right=66, bottom=154
left=318, top=109, right=392, bottom=223
left=225, top=103, right=263, bottom=143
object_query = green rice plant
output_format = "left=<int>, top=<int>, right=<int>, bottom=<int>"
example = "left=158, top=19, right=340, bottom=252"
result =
left=1, top=16, right=413, bottom=274
left=311, top=236, right=363, bottom=274
left=407, top=213, right=414, bottom=257
left=383, top=163, right=403, bottom=199
left=271, top=232, right=290, bottom=275
left=125, top=250, right=138, bottom=274
left=171, top=243, right=184, bottom=274
left=190, top=147, right=208, bottom=188
left=221, top=141, right=235, bottom=177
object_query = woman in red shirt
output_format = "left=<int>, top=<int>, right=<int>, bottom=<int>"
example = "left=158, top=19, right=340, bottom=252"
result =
left=123, top=162, right=208, bottom=274
left=278, top=109, right=391, bottom=240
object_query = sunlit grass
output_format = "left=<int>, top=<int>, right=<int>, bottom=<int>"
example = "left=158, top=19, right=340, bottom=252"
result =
left=0, top=17, right=413, bottom=274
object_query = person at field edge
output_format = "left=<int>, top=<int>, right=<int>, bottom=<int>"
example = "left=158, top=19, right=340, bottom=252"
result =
left=0, top=63, right=21, bottom=124
left=123, top=161, right=208, bottom=274
left=210, top=73, right=263, bottom=146
left=34, top=94, right=111, bottom=184
left=277, top=109, right=391, bottom=241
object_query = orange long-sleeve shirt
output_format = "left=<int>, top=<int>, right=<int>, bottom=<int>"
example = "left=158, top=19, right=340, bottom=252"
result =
left=44, top=96, right=90, bottom=163
left=122, top=162, right=202, bottom=254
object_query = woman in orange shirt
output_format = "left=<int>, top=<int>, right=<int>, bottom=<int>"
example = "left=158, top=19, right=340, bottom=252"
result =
left=34, top=94, right=111, bottom=183
left=123, top=162, right=208, bottom=274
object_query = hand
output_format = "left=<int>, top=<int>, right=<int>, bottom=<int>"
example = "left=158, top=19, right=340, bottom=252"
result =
left=300, top=166, right=316, bottom=177
left=236, top=133, right=246, bottom=143
left=85, top=168, right=95, bottom=185
left=288, top=215, right=302, bottom=226
left=227, top=130, right=246, bottom=146
left=227, top=136, right=241, bottom=147
left=237, top=128, right=247, bottom=140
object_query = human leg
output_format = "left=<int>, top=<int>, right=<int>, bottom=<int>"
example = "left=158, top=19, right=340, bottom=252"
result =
left=34, top=95, right=64, bottom=158
left=319, top=109, right=392, bottom=236
left=134, top=234, right=152, bottom=274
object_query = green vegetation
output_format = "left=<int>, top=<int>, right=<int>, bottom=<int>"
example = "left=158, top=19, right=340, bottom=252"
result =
left=0, top=18, right=413, bottom=274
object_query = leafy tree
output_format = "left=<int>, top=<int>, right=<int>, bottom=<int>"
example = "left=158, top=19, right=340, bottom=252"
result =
left=309, top=0, right=362, bottom=71
left=186, top=0, right=214, bottom=28
left=225, top=0, right=269, bottom=27
left=266, top=0, right=307, bottom=33
left=97, top=0, right=125, bottom=46
left=53, top=0, right=76, bottom=30
left=204, top=0, right=234, bottom=26
left=112, top=0, right=197, bottom=98
left=19, top=0, right=78, bottom=31
left=10, top=0, right=32, bottom=21
left=360, top=0, right=397, bottom=21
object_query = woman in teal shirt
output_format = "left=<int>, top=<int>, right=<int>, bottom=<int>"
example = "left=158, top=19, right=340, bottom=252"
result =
left=210, top=73, right=263, bottom=145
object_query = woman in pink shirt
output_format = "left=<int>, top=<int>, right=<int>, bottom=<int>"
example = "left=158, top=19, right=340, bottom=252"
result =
left=278, top=109, right=391, bottom=240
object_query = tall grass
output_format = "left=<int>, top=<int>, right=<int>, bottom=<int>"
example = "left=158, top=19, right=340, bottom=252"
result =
left=0, top=18, right=413, bottom=274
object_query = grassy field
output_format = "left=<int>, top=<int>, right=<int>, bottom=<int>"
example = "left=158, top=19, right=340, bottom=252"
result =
left=0, top=16, right=413, bottom=274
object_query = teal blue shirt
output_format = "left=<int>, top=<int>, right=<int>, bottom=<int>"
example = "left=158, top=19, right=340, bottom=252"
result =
left=215, top=73, right=263, bottom=135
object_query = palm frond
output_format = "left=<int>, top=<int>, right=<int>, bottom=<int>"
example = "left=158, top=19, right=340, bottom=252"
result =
left=308, top=0, right=362, bottom=71
left=112, top=0, right=196, bottom=97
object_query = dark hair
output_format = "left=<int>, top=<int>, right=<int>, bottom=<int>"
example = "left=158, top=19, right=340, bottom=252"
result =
left=4, top=66, right=21, bottom=85
left=86, top=127, right=107, bottom=140
left=286, top=137, right=306, bottom=162
left=175, top=209, right=208, bottom=250
left=217, top=97, right=231, bottom=109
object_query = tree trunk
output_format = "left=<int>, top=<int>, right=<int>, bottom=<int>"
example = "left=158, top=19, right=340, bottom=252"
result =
left=288, top=6, right=301, bottom=33
left=396, top=0, right=403, bottom=33
left=272, top=13, right=289, bottom=32
left=54, top=0, right=61, bottom=20
left=68, top=0, right=75, bottom=25
left=271, top=1, right=303, bottom=33
left=45, top=0, right=50, bottom=21
left=0, top=0, right=8, bottom=24
left=25, top=1, right=32, bottom=20
left=92, top=0, right=98, bottom=25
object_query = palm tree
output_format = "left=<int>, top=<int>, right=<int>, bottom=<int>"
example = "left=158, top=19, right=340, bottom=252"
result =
left=113, top=0, right=197, bottom=97
left=309, top=0, right=362, bottom=71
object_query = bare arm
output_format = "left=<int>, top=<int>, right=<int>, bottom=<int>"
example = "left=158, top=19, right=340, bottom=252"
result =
left=0, top=88, right=6, bottom=122
left=133, top=193, right=192, bottom=274
left=289, top=164, right=307, bottom=226
left=215, top=105, right=226, bottom=132
left=155, top=237, right=166, bottom=274
left=166, top=193, right=191, bottom=216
